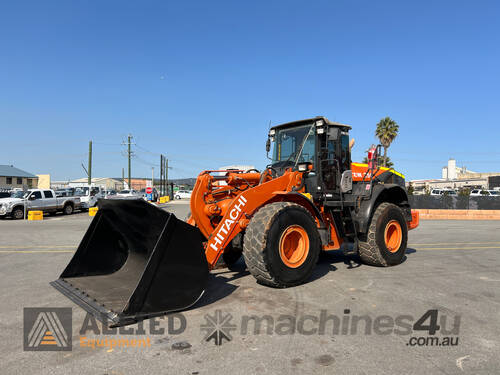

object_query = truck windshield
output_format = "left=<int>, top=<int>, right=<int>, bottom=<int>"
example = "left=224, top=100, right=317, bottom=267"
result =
left=11, top=191, right=26, bottom=198
left=272, top=124, right=315, bottom=166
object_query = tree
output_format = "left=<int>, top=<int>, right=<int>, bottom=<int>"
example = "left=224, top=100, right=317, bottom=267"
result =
left=362, top=155, right=394, bottom=168
left=375, top=117, right=399, bottom=167
left=407, top=182, right=414, bottom=195
left=458, top=188, right=470, bottom=197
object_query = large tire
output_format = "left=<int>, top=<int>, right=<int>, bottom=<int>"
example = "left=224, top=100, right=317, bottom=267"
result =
left=358, top=202, right=408, bottom=266
left=243, top=202, right=321, bottom=288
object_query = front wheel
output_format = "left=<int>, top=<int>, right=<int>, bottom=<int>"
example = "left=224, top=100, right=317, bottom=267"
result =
left=12, top=207, right=24, bottom=220
left=243, top=202, right=321, bottom=288
left=358, top=202, right=408, bottom=266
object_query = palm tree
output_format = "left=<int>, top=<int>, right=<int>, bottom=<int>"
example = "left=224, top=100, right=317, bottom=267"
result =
left=375, top=117, right=399, bottom=167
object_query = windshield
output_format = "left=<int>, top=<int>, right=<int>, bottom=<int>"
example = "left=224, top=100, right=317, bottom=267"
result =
left=272, top=124, right=315, bottom=166
left=11, top=191, right=26, bottom=198
left=75, top=187, right=88, bottom=195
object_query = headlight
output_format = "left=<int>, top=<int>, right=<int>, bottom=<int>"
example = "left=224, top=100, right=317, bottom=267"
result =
left=0, top=205, right=6, bottom=215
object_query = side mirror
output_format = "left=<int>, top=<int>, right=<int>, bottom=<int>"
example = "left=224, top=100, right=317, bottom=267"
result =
left=327, top=127, right=340, bottom=141
left=266, top=138, right=271, bottom=153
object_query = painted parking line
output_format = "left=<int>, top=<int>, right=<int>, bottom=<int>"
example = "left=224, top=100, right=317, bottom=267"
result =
left=0, top=245, right=76, bottom=253
left=413, top=246, right=500, bottom=251
left=409, top=242, right=500, bottom=251
left=410, top=242, right=500, bottom=246
left=0, top=245, right=76, bottom=248
left=0, top=250, right=75, bottom=253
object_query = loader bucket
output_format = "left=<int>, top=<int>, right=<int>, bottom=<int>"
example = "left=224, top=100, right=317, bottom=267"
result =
left=50, top=199, right=209, bottom=327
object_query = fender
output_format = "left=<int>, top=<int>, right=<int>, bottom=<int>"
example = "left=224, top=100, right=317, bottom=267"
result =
left=355, top=184, right=411, bottom=234
left=272, top=191, right=325, bottom=227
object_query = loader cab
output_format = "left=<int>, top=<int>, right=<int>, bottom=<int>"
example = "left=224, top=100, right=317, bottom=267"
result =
left=268, top=117, right=352, bottom=200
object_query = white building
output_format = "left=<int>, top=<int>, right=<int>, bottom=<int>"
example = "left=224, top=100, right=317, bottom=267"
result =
left=410, top=158, right=500, bottom=191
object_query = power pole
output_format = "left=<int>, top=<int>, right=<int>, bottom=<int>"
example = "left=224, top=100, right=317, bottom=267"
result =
left=160, top=154, right=164, bottom=195
left=122, top=134, right=134, bottom=190
left=166, top=158, right=169, bottom=198
left=151, top=167, right=154, bottom=187
left=128, top=134, right=132, bottom=189
left=122, top=168, right=125, bottom=189
left=88, top=140, right=92, bottom=186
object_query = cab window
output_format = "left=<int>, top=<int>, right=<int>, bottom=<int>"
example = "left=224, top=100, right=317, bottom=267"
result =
left=31, top=191, right=42, bottom=199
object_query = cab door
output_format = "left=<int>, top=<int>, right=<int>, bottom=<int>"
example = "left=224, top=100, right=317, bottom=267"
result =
left=28, top=191, right=43, bottom=210
left=43, top=190, right=57, bottom=211
left=319, top=128, right=351, bottom=199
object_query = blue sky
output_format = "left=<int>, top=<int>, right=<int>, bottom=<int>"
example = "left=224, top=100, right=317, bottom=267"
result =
left=1, top=0, right=499, bottom=181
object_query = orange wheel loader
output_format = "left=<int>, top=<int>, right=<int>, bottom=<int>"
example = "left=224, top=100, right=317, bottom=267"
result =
left=51, top=117, right=419, bottom=326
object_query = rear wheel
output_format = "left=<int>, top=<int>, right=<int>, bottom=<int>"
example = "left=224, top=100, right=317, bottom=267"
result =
left=63, top=203, right=74, bottom=215
left=358, top=202, right=407, bottom=266
left=243, top=202, right=321, bottom=288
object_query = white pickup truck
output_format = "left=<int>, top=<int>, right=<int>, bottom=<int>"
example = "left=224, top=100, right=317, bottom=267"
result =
left=76, top=186, right=105, bottom=209
left=0, top=189, right=81, bottom=219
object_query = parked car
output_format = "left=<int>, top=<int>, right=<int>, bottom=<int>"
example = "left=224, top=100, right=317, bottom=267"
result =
left=430, top=189, right=443, bottom=196
left=78, top=186, right=105, bottom=209
left=105, top=190, right=117, bottom=197
left=0, top=191, right=11, bottom=199
left=441, top=189, right=457, bottom=196
left=174, top=190, right=192, bottom=200
left=430, top=189, right=457, bottom=196
left=55, top=188, right=76, bottom=197
left=117, top=189, right=140, bottom=198
left=470, top=189, right=491, bottom=196
left=0, top=189, right=81, bottom=219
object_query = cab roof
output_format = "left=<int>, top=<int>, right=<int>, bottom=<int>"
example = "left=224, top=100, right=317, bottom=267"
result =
left=270, top=116, right=351, bottom=131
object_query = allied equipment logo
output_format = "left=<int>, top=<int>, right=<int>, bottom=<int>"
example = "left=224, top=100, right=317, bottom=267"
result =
left=200, top=310, right=237, bottom=346
left=23, top=308, right=72, bottom=351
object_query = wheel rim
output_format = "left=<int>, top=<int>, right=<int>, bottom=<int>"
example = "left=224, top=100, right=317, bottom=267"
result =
left=384, top=220, right=402, bottom=253
left=14, top=210, right=23, bottom=219
left=279, top=225, right=309, bottom=268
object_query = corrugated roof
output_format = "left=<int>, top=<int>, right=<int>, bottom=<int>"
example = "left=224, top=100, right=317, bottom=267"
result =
left=0, top=165, right=37, bottom=178
left=70, top=177, right=123, bottom=183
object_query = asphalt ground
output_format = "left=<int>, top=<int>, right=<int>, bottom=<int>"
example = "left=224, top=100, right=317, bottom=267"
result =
left=0, top=200, right=499, bottom=374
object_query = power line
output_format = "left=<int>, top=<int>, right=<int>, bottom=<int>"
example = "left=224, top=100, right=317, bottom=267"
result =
left=135, top=144, right=161, bottom=156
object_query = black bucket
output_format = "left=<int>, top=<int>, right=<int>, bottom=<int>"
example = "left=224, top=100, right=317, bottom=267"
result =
left=50, top=199, right=209, bottom=327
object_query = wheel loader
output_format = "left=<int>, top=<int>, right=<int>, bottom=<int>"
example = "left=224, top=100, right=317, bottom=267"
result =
left=51, top=116, right=419, bottom=327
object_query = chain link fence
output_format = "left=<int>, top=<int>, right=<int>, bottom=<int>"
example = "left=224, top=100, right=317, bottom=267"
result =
left=409, top=196, right=500, bottom=210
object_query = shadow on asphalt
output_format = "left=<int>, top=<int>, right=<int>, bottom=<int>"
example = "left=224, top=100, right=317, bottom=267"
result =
left=191, top=248, right=418, bottom=309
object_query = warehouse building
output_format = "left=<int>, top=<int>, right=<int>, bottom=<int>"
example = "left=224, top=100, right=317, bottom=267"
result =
left=0, top=165, right=38, bottom=190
